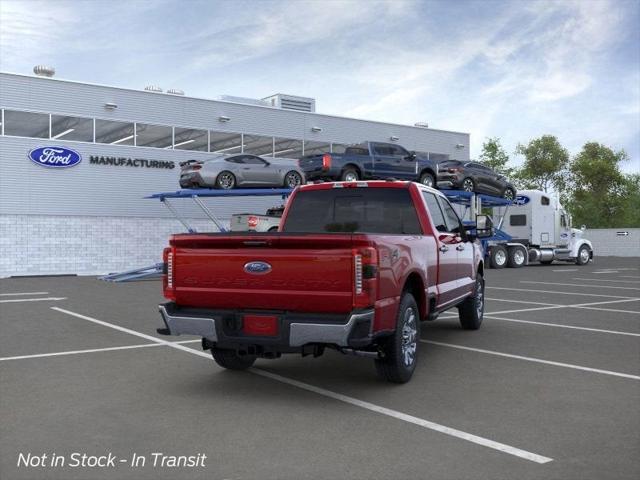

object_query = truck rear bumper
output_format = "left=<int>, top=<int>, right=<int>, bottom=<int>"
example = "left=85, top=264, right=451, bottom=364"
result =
left=158, top=302, right=375, bottom=350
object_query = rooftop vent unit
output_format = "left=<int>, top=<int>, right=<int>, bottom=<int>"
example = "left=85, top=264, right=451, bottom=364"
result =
left=167, top=88, right=184, bottom=95
left=414, top=122, right=429, bottom=128
left=262, top=94, right=316, bottom=113
left=144, top=85, right=163, bottom=93
left=217, top=95, right=270, bottom=107
left=33, top=65, right=55, bottom=77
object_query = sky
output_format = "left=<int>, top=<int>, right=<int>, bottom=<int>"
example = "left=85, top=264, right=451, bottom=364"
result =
left=1, top=0, right=639, bottom=172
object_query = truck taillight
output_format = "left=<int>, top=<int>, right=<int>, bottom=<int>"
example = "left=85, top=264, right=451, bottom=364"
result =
left=163, top=247, right=175, bottom=300
left=322, top=153, right=332, bottom=170
left=353, top=247, right=378, bottom=308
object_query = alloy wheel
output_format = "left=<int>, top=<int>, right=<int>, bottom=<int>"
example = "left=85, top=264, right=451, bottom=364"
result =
left=401, top=307, right=418, bottom=368
left=462, top=179, right=474, bottom=192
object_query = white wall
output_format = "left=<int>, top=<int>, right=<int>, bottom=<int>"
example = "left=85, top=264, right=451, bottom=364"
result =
left=585, top=228, right=640, bottom=257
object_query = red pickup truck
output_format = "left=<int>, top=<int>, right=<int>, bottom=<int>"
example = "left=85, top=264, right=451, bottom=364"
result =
left=158, top=181, right=490, bottom=383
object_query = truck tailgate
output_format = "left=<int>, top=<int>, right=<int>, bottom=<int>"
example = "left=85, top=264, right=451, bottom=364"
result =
left=169, top=234, right=355, bottom=313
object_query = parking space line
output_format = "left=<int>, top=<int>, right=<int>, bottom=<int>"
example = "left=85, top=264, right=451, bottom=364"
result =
left=621, top=276, right=640, bottom=279
left=0, top=340, right=200, bottom=362
left=484, top=315, right=640, bottom=337
left=521, top=281, right=640, bottom=291
left=487, top=298, right=640, bottom=316
left=488, top=287, right=637, bottom=299
left=572, top=278, right=640, bottom=284
left=422, top=341, right=640, bottom=380
left=0, top=292, right=49, bottom=296
left=50, top=307, right=553, bottom=464
left=0, top=297, right=67, bottom=303
left=486, top=298, right=559, bottom=307
left=552, top=269, right=578, bottom=272
left=252, top=368, right=553, bottom=464
left=573, top=306, right=640, bottom=315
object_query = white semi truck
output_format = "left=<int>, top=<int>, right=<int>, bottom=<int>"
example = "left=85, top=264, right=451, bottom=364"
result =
left=487, top=189, right=593, bottom=268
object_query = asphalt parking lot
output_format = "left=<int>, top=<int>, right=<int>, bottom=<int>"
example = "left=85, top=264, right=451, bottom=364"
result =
left=1, top=257, right=639, bottom=480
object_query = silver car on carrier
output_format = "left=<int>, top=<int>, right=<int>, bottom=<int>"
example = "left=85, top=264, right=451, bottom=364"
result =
left=179, top=154, right=305, bottom=189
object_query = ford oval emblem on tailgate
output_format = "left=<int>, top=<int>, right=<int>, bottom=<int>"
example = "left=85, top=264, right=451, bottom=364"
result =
left=244, top=261, right=272, bottom=275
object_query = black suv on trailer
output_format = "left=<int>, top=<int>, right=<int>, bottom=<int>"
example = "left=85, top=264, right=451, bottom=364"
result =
left=437, top=160, right=516, bottom=199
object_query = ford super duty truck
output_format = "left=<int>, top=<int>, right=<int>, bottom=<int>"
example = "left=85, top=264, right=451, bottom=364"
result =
left=299, top=142, right=439, bottom=188
left=158, top=181, right=490, bottom=383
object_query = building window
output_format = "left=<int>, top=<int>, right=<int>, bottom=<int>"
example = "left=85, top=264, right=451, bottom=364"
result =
left=3, top=110, right=49, bottom=138
left=304, top=140, right=330, bottom=156
left=210, top=131, right=243, bottom=154
left=273, top=137, right=303, bottom=158
left=173, top=127, right=208, bottom=151
left=95, top=119, right=135, bottom=145
left=135, top=123, right=173, bottom=148
left=243, top=134, right=274, bottom=156
left=51, top=114, right=93, bottom=142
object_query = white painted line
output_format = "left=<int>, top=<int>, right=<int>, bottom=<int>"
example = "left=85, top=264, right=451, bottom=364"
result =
left=488, top=287, right=637, bottom=299
left=486, top=297, right=559, bottom=307
left=592, top=270, right=620, bottom=274
left=51, top=307, right=553, bottom=464
left=0, top=340, right=200, bottom=362
left=573, top=306, right=640, bottom=315
left=422, top=341, right=640, bottom=380
left=621, top=276, right=640, bottom=279
left=573, top=278, right=640, bottom=284
left=486, top=306, right=564, bottom=315
left=0, top=292, right=49, bottom=296
left=521, top=281, right=640, bottom=291
left=0, top=297, right=67, bottom=304
left=552, top=269, right=578, bottom=272
left=252, top=368, right=553, bottom=464
left=484, top=315, right=640, bottom=337
left=486, top=298, right=640, bottom=316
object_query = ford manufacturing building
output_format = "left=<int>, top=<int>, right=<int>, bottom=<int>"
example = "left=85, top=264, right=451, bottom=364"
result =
left=0, top=69, right=470, bottom=278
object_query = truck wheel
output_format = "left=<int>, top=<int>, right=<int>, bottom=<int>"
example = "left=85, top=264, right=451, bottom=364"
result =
left=374, top=292, right=420, bottom=384
left=211, top=348, right=256, bottom=370
left=419, top=172, right=435, bottom=187
left=216, top=171, right=236, bottom=189
left=507, top=246, right=526, bottom=268
left=576, top=245, right=591, bottom=265
left=489, top=245, right=507, bottom=269
left=458, top=275, right=484, bottom=330
left=503, top=187, right=516, bottom=201
left=341, top=168, right=359, bottom=182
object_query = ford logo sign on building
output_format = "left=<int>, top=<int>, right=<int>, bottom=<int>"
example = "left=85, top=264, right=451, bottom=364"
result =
left=28, top=146, right=82, bottom=168
left=244, top=261, right=272, bottom=275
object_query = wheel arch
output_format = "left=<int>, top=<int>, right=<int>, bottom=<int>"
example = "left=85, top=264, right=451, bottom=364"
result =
left=419, top=167, right=436, bottom=180
left=402, top=272, right=427, bottom=321
left=342, top=163, right=362, bottom=177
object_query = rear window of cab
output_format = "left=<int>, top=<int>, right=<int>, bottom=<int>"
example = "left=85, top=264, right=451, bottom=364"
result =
left=282, top=188, right=422, bottom=234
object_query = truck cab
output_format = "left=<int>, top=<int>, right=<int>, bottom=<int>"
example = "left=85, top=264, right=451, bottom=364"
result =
left=492, top=190, right=593, bottom=266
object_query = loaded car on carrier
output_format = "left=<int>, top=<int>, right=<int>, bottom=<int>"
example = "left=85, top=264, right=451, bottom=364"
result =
left=157, top=180, right=491, bottom=383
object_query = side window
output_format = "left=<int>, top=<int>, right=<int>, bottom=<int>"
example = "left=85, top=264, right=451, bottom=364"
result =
left=422, top=192, right=448, bottom=233
left=373, top=144, right=392, bottom=156
left=541, top=196, right=550, bottom=206
left=226, top=156, right=244, bottom=164
left=561, top=214, right=567, bottom=227
left=389, top=145, right=409, bottom=157
left=437, top=197, right=464, bottom=235
left=243, top=155, right=266, bottom=165
left=510, top=214, right=527, bottom=226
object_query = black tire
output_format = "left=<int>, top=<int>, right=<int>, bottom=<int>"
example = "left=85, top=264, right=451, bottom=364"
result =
left=507, top=246, right=526, bottom=268
left=374, top=292, right=420, bottom=384
left=215, top=171, right=236, bottom=190
left=283, top=170, right=303, bottom=188
left=490, top=245, right=507, bottom=269
left=576, top=245, right=591, bottom=265
left=341, top=168, right=359, bottom=182
left=503, top=187, right=516, bottom=201
left=461, top=177, right=475, bottom=192
left=211, top=348, right=256, bottom=370
left=458, top=275, right=484, bottom=330
left=419, top=171, right=435, bottom=188
left=268, top=226, right=278, bottom=232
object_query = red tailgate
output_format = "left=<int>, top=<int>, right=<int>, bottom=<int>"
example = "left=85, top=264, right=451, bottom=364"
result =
left=168, top=234, right=355, bottom=313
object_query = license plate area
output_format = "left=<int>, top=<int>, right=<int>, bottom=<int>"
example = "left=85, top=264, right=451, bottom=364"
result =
left=242, top=315, right=279, bottom=336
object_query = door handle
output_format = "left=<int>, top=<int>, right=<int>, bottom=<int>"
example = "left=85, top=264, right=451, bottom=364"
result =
left=439, top=245, right=449, bottom=253
left=456, top=245, right=465, bottom=251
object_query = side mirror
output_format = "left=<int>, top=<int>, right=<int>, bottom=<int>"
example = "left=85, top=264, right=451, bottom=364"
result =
left=264, top=161, right=271, bottom=166
left=475, top=214, right=493, bottom=238
left=581, top=224, right=586, bottom=231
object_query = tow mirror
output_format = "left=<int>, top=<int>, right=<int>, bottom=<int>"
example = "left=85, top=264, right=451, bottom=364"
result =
left=475, top=214, right=493, bottom=238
